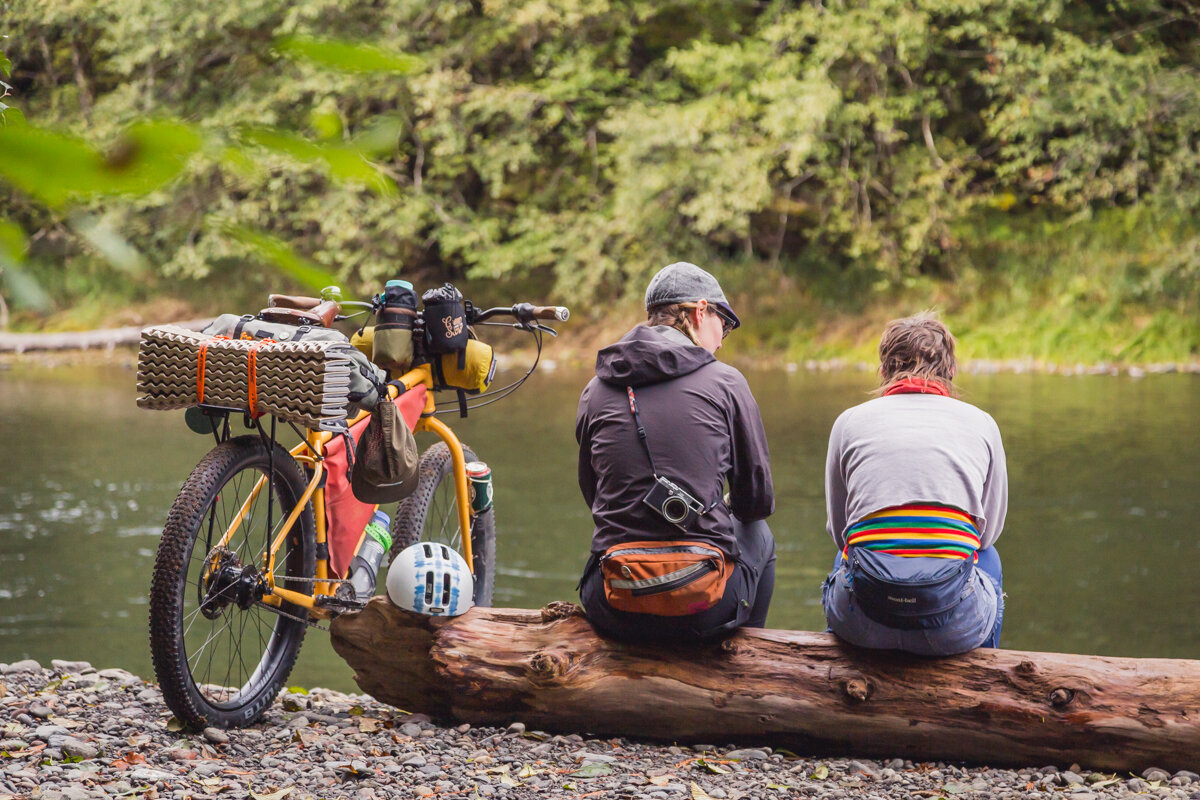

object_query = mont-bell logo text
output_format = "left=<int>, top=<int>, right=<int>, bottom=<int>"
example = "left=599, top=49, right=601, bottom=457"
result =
left=887, top=595, right=918, bottom=604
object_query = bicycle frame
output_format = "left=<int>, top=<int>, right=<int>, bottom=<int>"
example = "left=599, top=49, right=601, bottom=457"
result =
left=210, top=361, right=476, bottom=620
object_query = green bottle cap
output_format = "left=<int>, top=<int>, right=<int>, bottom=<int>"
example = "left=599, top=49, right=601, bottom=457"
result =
left=385, top=279, right=413, bottom=290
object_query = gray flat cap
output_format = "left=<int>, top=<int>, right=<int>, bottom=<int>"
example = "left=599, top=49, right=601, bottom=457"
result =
left=644, top=261, right=740, bottom=329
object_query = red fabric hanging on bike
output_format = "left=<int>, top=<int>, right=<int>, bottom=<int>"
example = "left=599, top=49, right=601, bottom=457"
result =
left=325, top=385, right=427, bottom=578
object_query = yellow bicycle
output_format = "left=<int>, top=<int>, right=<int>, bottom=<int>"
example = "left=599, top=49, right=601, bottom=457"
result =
left=145, top=287, right=568, bottom=728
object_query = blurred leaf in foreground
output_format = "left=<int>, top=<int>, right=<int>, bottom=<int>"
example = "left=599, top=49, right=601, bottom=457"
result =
left=223, top=225, right=339, bottom=293
left=273, top=35, right=421, bottom=75
left=236, top=126, right=397, bottom=195
left=70, top=212, right=148, bottom=275
left=0, top=220, right=25, bottom=263
left=0, top=219, right=52, bottom=314
left=348, top=116, right=404, bottom=157
left=0, top=120, right=201, bottom=207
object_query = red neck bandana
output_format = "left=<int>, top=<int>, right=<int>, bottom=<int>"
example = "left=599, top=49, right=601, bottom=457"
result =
left=883, top=378, right=950, bottom=397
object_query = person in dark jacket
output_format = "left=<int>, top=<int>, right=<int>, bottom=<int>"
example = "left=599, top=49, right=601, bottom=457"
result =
left=576, top=261, right=776, bottom=641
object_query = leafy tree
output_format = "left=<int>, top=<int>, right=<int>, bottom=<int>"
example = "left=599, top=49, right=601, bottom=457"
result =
left=0, top=0, right=1197, bottom=335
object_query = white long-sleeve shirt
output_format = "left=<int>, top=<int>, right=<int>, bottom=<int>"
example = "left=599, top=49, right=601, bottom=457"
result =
left=824, top=394, right=1008, bottom=550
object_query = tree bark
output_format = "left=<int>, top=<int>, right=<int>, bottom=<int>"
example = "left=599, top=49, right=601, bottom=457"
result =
left=330, top=599, right=1200, bottom=773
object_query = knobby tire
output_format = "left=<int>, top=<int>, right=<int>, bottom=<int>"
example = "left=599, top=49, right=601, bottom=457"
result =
left=392, top=442, right=496, bottom=607
left=149, top=436, right=316, bottom=729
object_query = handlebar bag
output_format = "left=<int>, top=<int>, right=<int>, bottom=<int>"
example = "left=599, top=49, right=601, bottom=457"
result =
left=431, top=338, right=496, bottom=394
left=421, top=283, right=469, bottom=354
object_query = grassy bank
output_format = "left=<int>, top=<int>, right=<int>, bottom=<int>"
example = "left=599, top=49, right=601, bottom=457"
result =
left=723, top=208, right=1200, bottom=367
left=6, top=209, right=1198, bottom=369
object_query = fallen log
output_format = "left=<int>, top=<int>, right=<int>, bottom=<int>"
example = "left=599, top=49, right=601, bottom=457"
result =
left=0, top=319, right=211, bottom=353
left=330, top=599, right=1200, bottom=773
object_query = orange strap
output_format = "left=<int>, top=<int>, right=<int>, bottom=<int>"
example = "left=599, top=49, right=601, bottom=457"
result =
left=246, top=338, right=275, bottom=418
left=196, top=335, right=231, bottom=404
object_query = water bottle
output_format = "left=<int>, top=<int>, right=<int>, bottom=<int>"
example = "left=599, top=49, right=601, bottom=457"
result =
left=342, top=510, right=393, bottom=601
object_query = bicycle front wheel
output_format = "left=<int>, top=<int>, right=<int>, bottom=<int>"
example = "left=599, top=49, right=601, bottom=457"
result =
left=149, top=435, right=316, bottom=728
left=392, top=442, right=495, bottom=606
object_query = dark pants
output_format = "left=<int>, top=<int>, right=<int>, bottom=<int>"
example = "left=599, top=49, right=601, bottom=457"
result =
left=579, top=519, right=776, bottom=642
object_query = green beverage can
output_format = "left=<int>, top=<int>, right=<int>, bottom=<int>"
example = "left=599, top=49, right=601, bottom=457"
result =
left=465, top=461, right=493, bottom=513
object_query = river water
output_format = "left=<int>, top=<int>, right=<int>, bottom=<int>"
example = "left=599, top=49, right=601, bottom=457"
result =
left=1, top=361, right=1197, bottom=693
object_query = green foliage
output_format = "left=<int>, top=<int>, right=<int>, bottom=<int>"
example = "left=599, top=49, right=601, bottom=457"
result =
left=0, top=0, right=1196, bottom=357
left=224, top=225, right=340, bottom=292
left=0, top=217, right=52, bottom=311
left=273, top=35, right=422, bottom=75
left=0, top=121, right=201, bottom=207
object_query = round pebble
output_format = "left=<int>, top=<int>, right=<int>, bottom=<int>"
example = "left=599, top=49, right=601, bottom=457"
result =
left=202, top=727, right=229, bottom=744
left=0, top=662, right=1191, bottom=800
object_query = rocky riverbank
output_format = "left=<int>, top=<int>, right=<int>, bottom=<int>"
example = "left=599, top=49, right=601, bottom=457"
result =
left=3, top=319, right=1199, bottom=378
left=2, top=659, right=1197, bottom=800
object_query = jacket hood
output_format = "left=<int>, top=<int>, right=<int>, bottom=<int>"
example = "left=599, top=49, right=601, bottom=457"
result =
left=595, top=325, right=715, bottom=387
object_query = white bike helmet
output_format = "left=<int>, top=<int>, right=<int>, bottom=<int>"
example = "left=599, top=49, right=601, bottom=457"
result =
left=386, top=542, right=475, bottom=616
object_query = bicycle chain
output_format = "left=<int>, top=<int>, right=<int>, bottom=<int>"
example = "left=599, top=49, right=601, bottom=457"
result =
left=252, top=601, right=330, bottom=631
left=272, top=575, right=348, bottom=585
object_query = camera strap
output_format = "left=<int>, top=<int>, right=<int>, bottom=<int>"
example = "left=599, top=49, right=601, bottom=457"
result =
left=625, top=386, right=663, bottom=478
left=625, top=386, right=720, bottom=514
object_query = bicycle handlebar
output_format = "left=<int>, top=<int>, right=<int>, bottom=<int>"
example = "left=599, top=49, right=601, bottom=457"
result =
left=266, top=292, right=570, bottom=327
left=472, top=303, right=570, bottom=324
left=525, top=304, right=571, bottom=322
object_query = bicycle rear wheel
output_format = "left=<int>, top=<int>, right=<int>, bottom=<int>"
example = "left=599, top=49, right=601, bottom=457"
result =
left=392, top=442, right=495, bottom=606
left=149, top=435, right=315, bottom=728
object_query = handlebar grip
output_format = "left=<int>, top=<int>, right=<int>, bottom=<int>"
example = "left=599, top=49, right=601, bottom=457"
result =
left=268, top=293, right=323, bottom=311
left=529, top=305, right=570, bottom=322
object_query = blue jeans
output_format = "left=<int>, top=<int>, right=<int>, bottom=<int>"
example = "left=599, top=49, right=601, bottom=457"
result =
left=822, top=547, right=1004, bottom=655
left=974, top=546, right=1004, bottom=648
left=580, top=519, right=776, bottom=642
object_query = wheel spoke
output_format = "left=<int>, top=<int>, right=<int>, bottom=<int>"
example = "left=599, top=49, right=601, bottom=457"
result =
left=188, top=612, right=235, bottom=672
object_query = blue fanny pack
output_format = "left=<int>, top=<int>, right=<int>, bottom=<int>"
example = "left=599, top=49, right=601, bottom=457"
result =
left=846, top=548, right=973, bottom=630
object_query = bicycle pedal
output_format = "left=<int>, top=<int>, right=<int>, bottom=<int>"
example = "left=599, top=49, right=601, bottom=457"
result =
left=316, top=594, right=368, bottom=614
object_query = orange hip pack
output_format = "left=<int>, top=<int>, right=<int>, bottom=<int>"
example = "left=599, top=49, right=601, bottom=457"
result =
left=600, top=541, right=730, bottom=616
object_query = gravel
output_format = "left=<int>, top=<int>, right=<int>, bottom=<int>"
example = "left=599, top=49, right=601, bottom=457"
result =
left=1, top=659, right=1197, bottom=800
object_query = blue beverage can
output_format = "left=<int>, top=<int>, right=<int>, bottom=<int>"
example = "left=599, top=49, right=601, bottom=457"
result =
left=465, top=461, right=493, bottom=513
